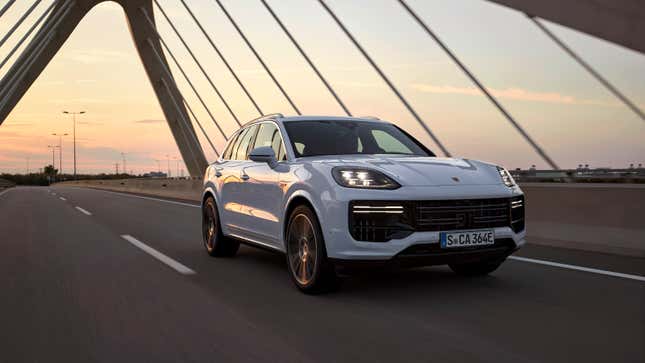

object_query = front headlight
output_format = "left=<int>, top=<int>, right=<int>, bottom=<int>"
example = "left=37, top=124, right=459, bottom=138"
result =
left=497, top=166, right=516, bottom=187
left=332, top=167, right=401, bottom=189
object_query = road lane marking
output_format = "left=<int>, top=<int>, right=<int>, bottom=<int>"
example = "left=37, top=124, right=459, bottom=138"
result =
left=0, top=188, right=14, bottom=198
left=59, top=197, right=67, bottom=201
left=75, top=206, right=92, bottom=216
left=75, top=188, right=200, bottom=208
left=508, top=256, right=645, bottom=282
left=121, top=235, right=196, bottom=275
left=52, top=192, right=57, bottom=196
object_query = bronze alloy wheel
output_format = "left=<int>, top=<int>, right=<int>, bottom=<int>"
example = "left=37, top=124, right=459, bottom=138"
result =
left=202, top=196, right=239, bottom=257
left=202, top=199, right=217, bottom=253
left=287, top=213, right=318, bottom=285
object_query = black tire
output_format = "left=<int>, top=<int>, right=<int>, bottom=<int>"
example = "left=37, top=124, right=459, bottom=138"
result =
left=449, top=258, right=505, bottom=276
left=202, top=196, right=239, bottom=257
left=285, top=205, right=338, bottom=294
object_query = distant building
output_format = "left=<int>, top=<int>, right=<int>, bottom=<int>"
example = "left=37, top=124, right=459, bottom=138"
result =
left=143, top=171, right=167, bottom=178
left=511, top=166, right=645, bottom=183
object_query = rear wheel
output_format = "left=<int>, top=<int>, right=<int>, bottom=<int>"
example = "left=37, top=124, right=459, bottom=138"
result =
left=285, top=205, right=338, bottom=293
left=449, top=258, right=504, bottom=276
left=202, top=196, right=239, bottom=257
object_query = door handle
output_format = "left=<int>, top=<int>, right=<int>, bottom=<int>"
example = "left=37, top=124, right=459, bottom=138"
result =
left=241, top=174, right=250, bottom=181
left=214, top=167, right=223, bottom=178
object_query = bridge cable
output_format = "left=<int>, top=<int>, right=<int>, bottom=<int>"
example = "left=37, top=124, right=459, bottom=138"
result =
left=0, top=0, right=42, bottom=50
left=152, top=0, right=242, bottom=127
left=213, top=0, right=301, bottom=115
left=317, top=0, right=451, bottom=157
left=140, top=7, right=229, bottom=142
left=182, top=98, right=220, bottom=157
left=0, top=0, right=72, bottom=109
left=260, top=0, right=351, bottom=116
left=528, top=15, right=644, bottom=122
left=149, top=44, right=213, bottom=166
left=0, top=0, right=16, bottom=19
left=145, top=37, right=220, bottom=158
left=0, top=0, right=57, bottom=71
left=177, top=0, right=264, bottom=116
left=398, top=0, right=560, bottom=169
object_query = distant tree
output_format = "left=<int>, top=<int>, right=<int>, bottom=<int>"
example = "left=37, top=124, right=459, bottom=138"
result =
left=43, top=164, right=58, bottom=176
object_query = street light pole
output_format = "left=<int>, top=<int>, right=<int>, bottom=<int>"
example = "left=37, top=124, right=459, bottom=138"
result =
left=52, top=133, right=68, bottom=176
left=166, top=154, right=171, bottom=178
left=121, top=152, right=127, bottom=176
left=63, top=110, right=86, bottom=178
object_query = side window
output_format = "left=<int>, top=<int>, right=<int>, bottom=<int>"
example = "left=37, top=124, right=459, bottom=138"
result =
left=273, top=136, right=286, bottom=161
left=253, top=123, right=286, bottom=161
left=253, top=123, right=278, bottom=149
left=234, top=125, right=258, bottom=160
left=222, top=132, right=240, bottom=160
left=371, top=129, right=413, bottom=154
left=230, top=128, right=248, bottom=160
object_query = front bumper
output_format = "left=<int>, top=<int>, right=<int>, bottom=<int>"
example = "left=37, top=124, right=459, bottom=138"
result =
left=317, top=184, right=526, bottom=261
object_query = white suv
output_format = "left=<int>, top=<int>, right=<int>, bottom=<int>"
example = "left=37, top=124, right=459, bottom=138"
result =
left=202, top=115, right=525, bottom=293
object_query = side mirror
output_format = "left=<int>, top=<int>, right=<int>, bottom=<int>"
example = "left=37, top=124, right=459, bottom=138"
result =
left=249, top=146, right=277, bottom=167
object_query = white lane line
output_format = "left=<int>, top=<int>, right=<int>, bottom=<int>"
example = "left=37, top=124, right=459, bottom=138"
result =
left=67, top=187, right=200, bottom=208
left=75, top=206, right=92, bottom=216
left=508, top=256, right=645, bottom=282
left=0, top=188, right=14, bottom=198
left=121, top=235, right=196, bottom=275
left=59, top=197, right=67, bottom=201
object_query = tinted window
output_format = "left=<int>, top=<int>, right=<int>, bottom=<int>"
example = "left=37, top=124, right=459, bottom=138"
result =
left=253, top=122, right=286, bottom=161
left=233, top=126, right=258, bottom=160
left=283, top=120, right=432, bottom=158
left=229, top=128, right=248, bottom=160
left=222, top=132, right=240, bottom=160
left=372, top=130, right=413, bottom=154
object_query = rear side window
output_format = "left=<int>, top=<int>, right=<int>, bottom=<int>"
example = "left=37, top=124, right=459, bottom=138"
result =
left=253, top=123, right=286, bottom=161
left=222, top=132, right=240, bottom=160
left=233, top=125, right=258, bottom=160
left=229, top=128, right=248, bottom=160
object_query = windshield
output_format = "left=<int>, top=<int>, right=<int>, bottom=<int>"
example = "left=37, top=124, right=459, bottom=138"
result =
left=283, top=120, right=433, bottom=158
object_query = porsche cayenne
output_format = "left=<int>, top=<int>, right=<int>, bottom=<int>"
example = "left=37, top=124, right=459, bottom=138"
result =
left=202, top=115, right=526, bottom=293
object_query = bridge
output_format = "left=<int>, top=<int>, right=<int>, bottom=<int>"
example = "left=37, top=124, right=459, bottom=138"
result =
left=1, top=1, right=644, bottom=362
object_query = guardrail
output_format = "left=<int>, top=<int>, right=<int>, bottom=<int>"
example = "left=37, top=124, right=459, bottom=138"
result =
left=57, top=179, right=645, bottom=258
left=58, top=178, right=202, bottom=201
left=0, top=178, right=16, bottom=190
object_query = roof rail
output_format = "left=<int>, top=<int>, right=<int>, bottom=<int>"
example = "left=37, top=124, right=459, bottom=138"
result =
left=247, top=113, right=284, bottom=124
left=360, top=116, right=380, bottom=120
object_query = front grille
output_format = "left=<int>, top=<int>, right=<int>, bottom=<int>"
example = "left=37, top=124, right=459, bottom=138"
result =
left=416, top=198, right=511, bottom=231
left=349, top=196, right=525, bottom=242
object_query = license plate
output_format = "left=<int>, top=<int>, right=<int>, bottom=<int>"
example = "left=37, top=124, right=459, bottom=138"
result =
left=440, top=230, right=495, bottom=248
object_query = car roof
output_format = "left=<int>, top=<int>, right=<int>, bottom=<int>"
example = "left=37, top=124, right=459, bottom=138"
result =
left=242, top=114, right=388, bottom=128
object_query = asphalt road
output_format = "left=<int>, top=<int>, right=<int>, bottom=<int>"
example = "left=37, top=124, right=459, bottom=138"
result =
left=0, top=186, right=643, bottom=363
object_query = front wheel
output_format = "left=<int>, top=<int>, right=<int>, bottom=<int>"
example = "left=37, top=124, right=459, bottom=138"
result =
left=285, top=205, right=338, bottom=294
left=449, top=258, right=504, bottom=276
left=202, top=196, right=239, bottom=257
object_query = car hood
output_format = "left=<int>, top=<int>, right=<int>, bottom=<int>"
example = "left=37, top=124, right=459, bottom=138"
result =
left=313, top=155, right=503, bottom=186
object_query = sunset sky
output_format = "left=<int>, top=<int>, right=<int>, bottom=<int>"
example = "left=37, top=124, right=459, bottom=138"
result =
left=1, top=0, right=644, bottom=175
